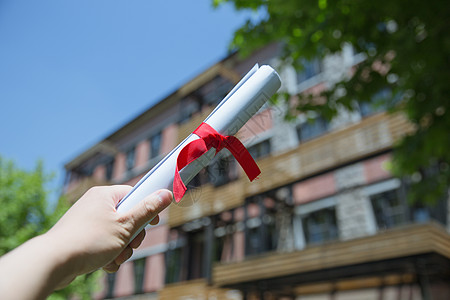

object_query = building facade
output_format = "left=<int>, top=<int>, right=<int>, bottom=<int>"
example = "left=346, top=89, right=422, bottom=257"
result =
left=63, top=43, right=450, bottom=300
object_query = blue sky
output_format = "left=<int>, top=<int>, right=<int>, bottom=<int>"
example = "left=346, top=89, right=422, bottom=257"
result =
left=0, top=1, right=253, bottom=194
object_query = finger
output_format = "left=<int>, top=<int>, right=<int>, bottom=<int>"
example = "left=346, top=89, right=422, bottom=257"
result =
left=150, top=215, right=160, bottom=226
left=114, top=246, right=134, bottom=265
left=124, top=189, right=172, bottom=234
left=55, top=275, right=77, bottom=290
left=110, top=185, right=133, bottom=206
left=103, top=262, right=120, bottom=273
left=129, top=229, right=146, bottom=249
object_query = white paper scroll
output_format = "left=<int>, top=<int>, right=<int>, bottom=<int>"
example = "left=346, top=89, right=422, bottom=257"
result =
left=116, top=64, right=281, bottom=234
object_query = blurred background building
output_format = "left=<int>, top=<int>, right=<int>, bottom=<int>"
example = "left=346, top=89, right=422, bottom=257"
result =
left=63, top=43, right=450, bottom=300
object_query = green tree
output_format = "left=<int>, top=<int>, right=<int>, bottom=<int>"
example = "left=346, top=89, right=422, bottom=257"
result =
left=214, top=0, right=450, bottom=203
left=0, top=156, right=101, bottom=299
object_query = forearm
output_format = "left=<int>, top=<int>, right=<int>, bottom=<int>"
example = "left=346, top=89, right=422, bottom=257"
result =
left=0, top=187, right=172, bottom=298
left=0, top=233, right=73, bottom=300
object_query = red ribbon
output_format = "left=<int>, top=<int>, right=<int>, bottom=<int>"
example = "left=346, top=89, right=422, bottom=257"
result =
left=173, top=122, right=261, bottom=202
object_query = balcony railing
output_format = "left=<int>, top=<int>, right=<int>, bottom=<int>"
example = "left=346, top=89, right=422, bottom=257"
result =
left=212, top=222, right=450, bottom=287
left=158, top=279, right=238, bottom=300
left=168, top=112, right=413, bottom=227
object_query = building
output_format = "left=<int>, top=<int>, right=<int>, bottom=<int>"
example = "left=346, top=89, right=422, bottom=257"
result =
left=63, top=43, right=450, bottom=300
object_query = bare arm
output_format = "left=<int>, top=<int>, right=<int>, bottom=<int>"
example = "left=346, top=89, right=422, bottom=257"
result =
left=0, top=185, right=172, bottom=300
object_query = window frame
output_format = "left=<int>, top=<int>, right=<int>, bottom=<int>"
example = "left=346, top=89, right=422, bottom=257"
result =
left=294, top=196, right=338, bottom=247
left=248, top=139, right=271, bottom=160
left=105, top=158, right=115, bottom=181
left=125, top=146, right=136, bottom=172
left=133, top=257, right=146, bottom=294
left=296, top=58, right=324, bottom=84
left=296, top=116, right=329, bottom=143
left=149, top=131, right=162, bottom=160
left=208, top=150, right=238, bottom=187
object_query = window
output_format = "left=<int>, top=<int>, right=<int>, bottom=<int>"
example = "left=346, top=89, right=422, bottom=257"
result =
left=213, top=211, right=236, bottom=263
left=133, top=258, right=146, bottom=294
left=248, top=140, right=271, bottom=160
left=208, top=152, right=238, bottom=187
left=178, top=76, right=232, bottom=123
left=213, top=227, right=229, bottom=263
left=213, top=225, right=226, bottom=262
left=126, top=147, right=135, bottom=172
left=244, top=199, right=278, bottom=257
left=105, top=159, right=114, bottom=181
left=150, top=132, right=162, bottom=159
left=75, top=164, right=94, bottom=177
left=202, top=75, right=234, bottom=106
left=302, top=207, right=338, bottom=244
left=166, top=227, right=208, bottom=283
left=410, top=201, right=446, bottom=225
left=105, top=273, right=116, bottom=298
left=246, top=223, right=262, bottom=256
left=297, top=58, right=323, bottom=83
left=359, top=102, right=380, bottom=117
left=186, top=230, right=205, bottom=280
left=165, top=247, right=182, bottom=284
left=179, top=96, right=201, bottom=124
left=412, top=205, right=431, bottom=223
left=359, top=88, right=391, bottom=117
left=370, top=189, right=406, bottom=230
left=296, top=117, right=329, bottom=142
left=188, top=168, right=209, bottom=189
left=367, top=179, right=447, bottom=230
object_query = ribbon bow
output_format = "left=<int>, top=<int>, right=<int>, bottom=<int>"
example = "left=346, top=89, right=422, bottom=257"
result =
left=173, top=122, right=260, bottom=202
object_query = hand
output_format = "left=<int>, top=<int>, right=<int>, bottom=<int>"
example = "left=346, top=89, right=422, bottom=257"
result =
left=0, top=185, right=173, bottom=299
left=48, top=185, right=173, bottom=284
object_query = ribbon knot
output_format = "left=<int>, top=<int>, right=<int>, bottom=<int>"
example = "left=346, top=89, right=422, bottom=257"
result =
left=173, top=122, right=260, bottom=202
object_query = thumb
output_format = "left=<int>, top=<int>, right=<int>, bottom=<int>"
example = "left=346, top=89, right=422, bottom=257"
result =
left=125, top=189, right=173, bottom=235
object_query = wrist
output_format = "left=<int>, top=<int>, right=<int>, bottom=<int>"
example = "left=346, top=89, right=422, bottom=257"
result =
left=38, top=231, right=80, bottom=289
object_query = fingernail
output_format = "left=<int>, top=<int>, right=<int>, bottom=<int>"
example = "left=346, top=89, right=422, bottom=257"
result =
left=156, top=189, right=173, bottom=206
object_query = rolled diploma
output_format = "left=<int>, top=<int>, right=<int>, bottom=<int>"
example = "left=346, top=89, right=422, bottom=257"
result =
left=116, top=65, right=281, bottom=227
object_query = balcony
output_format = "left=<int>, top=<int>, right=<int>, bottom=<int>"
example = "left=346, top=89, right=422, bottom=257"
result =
left=168, top=112, right=413, bottom=227
left=213, top=223, right=450, bottom=292
left=158, top=279, right=238, bottom=300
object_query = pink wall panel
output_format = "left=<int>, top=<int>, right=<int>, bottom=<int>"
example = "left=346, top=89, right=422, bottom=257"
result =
left=135, top=140, right=150, bottom=169
left=143, top=253, right=165, bottom=292
left=237, top=108, right=273, bottom=142
left=93, top=164, right=106, bottom=181
left=247, top=202, right=260, bottom=218
left=303, top=81, right=327, bottom=96
left=234, top=207, right=245, bottom=222
left=220, top=210, right=233, bottom=222
left=221, top=235, right=234, bottom=262
left=140, top=224, right=169, bottom=249
left=233, top=231, right=245, bottom=262
left=113, top=261, right=134, bottom=298
left=363, top=153, right=392, bottom=184
left=124, top=174, right=143, bottom=186
left=293, top=173, right=336, bottom=204
left=65, top=180, right=80, bottom=194
left=112, top=152, right=126, bottom=181
left=161, top=124, right=178, bottom=154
